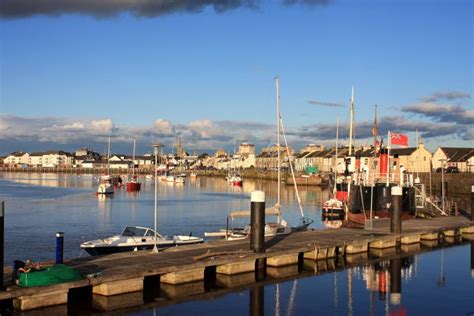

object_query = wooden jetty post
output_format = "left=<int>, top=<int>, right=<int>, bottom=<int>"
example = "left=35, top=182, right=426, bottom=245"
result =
left=391, top=186, right=402, bottom=234
left=471, top=185, right=474, bottom=221
left=250, top=190, right=265, bottom=253
left=56, top=232, right=64, bottom=264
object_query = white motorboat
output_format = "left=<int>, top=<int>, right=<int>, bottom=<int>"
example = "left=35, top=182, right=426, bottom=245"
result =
left=166, top=176, right=175, bottom=183
left=175, top=176, right=185, bottom=184
left=81, top=226, right=203, bottom=256
left=97, top=175, right=114, bottom=195
left=204, top=207, right=312, bottom=240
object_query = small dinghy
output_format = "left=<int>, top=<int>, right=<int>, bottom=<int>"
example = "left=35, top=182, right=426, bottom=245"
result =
left=15, top=262, right=82, bottom=287
left=81, top=226, right=203, bottom=256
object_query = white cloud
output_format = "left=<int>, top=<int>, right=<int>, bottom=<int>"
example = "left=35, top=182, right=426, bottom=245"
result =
left=91, top=119, right=114, bottom=134
left=153, top=119, right=175, bottom=135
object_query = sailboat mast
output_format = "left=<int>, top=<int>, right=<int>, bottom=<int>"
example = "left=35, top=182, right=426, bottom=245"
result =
left=334, top=116, right=339, bottom=193
left=373, top=104, right=378, bottom=154
left=132, top=137, right=136, bottom=177
left=107, top=136, right=111, bottom=175
left=276, top=76, right=281, bottom=209
left=349, top=86, right=355, bottom=155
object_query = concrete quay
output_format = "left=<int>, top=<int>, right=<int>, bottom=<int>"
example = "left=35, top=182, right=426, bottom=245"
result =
left=2, top=216, right=474, bottom=312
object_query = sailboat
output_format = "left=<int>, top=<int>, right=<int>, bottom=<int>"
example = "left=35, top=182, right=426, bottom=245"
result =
left=205, top=77, right=312, bottom=240
left=126, top=138, right=141, bottom=192
left=97, top=137, right=115, bottom=195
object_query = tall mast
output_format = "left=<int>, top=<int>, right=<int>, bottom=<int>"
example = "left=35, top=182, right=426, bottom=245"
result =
left=107, top=136, right=111, bottom=175
left=334, top=116, right=339, bottom=194
left=132, top=137, right=136, bottom=177
left=373, top=104, right=378, bottom=155
left=276, top=76, right=281, bottom=209
left=348, top=86, right=355, bottom=155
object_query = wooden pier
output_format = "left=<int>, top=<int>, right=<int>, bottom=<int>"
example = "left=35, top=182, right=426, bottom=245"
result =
left=2, top=216, right=474, bottom=312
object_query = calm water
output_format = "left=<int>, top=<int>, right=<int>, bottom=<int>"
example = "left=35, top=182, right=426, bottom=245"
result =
left=0, top=172, right=328, bottom=263
left=1, top=172, right=473, bottom=315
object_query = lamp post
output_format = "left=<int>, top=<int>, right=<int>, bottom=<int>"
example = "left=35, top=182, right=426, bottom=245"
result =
left=439, top=158, right=447, bottom=214
left=152, top=143, right=164, bottom=253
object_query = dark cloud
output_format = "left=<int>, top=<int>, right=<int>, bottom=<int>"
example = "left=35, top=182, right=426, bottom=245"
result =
left=306, top=99, right=344, bottom=107
left=420, top=91, right=471, bottom=103
left=1, top=0, right=331, bottom=19
left=282, top=0, right=331, bottom=5
left=286, top=115, right=470, bottom=142
left=401, top=102, right=474, bottom=125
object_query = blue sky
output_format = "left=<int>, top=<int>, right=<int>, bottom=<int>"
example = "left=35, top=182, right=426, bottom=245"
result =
left=1, top=0, right=472, bottom=155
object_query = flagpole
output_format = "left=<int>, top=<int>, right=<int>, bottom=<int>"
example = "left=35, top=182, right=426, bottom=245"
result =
left=386, top=131, right=390, bottom=187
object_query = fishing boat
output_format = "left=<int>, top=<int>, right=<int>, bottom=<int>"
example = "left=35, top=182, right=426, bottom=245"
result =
left=331, top=95, right=421, bottom=226
left=16, top=263, right=82, bottom=287
left=205, top=77, right=313, bottom=239
left=80, top=226, right=203, bottom=256
left=126, top=138, right=141, bottom=192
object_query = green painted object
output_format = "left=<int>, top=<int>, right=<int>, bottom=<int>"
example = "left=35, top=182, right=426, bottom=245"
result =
left=306, top=166, right=318, bottom=174
left=19, top=264, right=82, bottom=287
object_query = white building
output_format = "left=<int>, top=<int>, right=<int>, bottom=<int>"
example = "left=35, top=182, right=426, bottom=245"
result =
left=432, top=147, right=474, bottom=172
left=4, top=152, right=29, bottom=165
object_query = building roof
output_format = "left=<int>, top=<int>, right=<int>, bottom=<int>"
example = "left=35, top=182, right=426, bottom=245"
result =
left=390, top=147, right=417, bottom=156
left=8, top=151, right=27, bottom=157
left=440, top=147, right=474, bottom=162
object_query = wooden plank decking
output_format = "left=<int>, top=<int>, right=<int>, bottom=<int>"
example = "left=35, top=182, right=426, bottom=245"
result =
left=2, top=216, right=474, bottom=311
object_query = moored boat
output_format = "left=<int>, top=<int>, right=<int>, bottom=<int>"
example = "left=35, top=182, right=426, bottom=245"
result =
left=80, top=226, right=203, bottom=256
left=125, top=138, right=141, bottom=192
left=17, top=264, right=82, bottom=287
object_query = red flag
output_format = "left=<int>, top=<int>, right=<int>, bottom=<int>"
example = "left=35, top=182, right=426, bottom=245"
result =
left=391, top=132, right=408, bottom=147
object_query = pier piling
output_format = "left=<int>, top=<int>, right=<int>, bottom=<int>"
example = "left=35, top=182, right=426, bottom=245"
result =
left=250, top=191, right=265, bottom=253
left=471, top=185, right=474, bottom=221
left=56, top=232, right=64, bottom=264
left=391, top=186, right=402, bottom=234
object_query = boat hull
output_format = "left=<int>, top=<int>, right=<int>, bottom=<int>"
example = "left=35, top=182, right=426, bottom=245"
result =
left=18, top=264, right=82, bottom=287
left=82, top=239, right=204, bottom=256
left=126, top=182, right=141, bottom=192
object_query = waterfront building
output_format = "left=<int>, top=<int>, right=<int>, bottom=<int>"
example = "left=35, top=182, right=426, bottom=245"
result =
left=432, top=147, right=474, bottom=173
left=390, top=143, right=432, bottom=173
left=256, top=145, right=294, bottom=170
left=238, top=143, right=255, bottom=155
left=4, top=151, right=29, bottom=166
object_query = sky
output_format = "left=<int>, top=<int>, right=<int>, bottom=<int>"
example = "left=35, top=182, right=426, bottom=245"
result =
left=0, top=0, right=473, bottom=156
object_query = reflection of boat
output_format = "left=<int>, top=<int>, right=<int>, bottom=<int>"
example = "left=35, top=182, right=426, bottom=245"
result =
left=126, top=138, right=141, bottom=192
left=17, top=264, right=82, bottom=287
left=322, top=198, right=345, bottom=220
left=80, top=226, right=204, bottom=256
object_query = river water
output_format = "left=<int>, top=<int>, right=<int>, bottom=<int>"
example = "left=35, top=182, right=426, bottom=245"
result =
left=0, top=172, right=473, bottom=315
